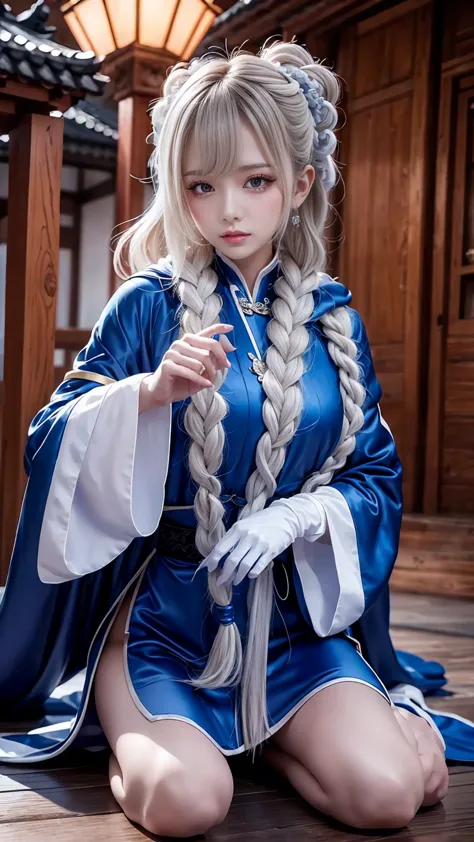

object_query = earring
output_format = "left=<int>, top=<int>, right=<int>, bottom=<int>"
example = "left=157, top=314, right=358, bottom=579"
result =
left=291, top=207, right=300, bottom=226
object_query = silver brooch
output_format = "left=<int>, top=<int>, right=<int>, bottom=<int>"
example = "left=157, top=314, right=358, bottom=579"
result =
left=238, top=297, right=271, bottom=316
left=248, top=352, right=268, bottom=381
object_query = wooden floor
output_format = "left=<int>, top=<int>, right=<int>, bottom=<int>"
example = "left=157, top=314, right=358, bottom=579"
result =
left=0, top=591, right=473, bottom=841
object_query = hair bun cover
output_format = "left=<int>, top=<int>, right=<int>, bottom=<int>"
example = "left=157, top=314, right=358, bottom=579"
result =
left=273, top=62, right=338, bottom=191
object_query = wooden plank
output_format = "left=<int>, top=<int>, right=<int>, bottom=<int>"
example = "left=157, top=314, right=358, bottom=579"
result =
left=391, top=626, right=474, bottom=700
left=0, top=112, right=63, bottom=585
left=402, top=0, right=434, bottom=511
left=55, top=328, right=91, bottom=351
left=392, top=555, right=474, bottom=597
left=355, top=0, right=432, bottom=34
left=0, top=784, right=119, bottom=823
left=390, top=590, right=474, bottom=636
left=448, top=87, right=473, bottom=332
left=443, top=448, right=474, bottom=483
left=444, top=377, right=474, bottom=416
left=440, top=484, right=474, bottom=516
left=0, top=772, right=472, bottom=842
left=337, top=1, right=434, bottom=512
left=424, top=69, right=453, bottom=512
left=444, top=416, right=474, bottom=451
left=393, top=513, right=474, bottom=596
left=349, top=79, right=413, bottom=113
left=77, top=177, right=115, bottom=206
left=0, top=769, right=109, bottom=794
left=0, top=813, right=144, bottom=841
left=60, top=192, right=78, bottom=216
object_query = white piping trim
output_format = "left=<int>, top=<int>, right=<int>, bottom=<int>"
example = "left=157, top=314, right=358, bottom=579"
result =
left=377, top=404, right=394, bottom=440
left=215, top=247, right=279, bottom=304
left=229, top=284, right=262, bottom=360
left=123, top=673, right=391, bottom=757
left=0, top=549, right=157, bottom=764
left=344, top=631, right=396, bottom=709
left=122, top=580, right=391, bottom=756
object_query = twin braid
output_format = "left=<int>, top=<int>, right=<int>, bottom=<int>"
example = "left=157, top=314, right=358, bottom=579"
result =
left=301, top=308, right=366, bottom=494
left=178, top=253, right=244, bottom=688
left=176, top=250, right=367, bottom=749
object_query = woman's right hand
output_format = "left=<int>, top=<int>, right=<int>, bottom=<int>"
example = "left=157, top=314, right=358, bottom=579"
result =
left=139, top=323, right=236, bottom=412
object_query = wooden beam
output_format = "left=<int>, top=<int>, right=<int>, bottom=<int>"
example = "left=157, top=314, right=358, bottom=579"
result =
left=205, top=0, right=385, bottom=45
left=77, top=176, right=115, bottom=206
left=0, top=113, right=63, bottom=584
left=0, top=99, right=19, bottom=134
left=55, top=327, right=90, bottom=350
left=60, top=191, right=79, bottom=215
left=401, top=0, right=436, bottom=512
left=62, top=149, right=116, bottom=172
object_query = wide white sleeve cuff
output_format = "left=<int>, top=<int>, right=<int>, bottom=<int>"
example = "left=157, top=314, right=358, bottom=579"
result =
left=37, top=374, right=172, bottom=583
left=292, top=485, right=365, bottom=636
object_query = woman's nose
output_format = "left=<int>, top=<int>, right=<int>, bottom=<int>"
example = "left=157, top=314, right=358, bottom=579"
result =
left=221, top=188, right=242, bottom=221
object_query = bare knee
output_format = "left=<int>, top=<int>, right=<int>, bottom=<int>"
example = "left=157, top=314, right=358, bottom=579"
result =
left=328, top=762, right=424, bottom=830
left=114, top=751, right=234, bottom=837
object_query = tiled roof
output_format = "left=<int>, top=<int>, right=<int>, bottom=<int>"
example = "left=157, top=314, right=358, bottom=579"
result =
left=210, top=0, right=260, bottom=30
left=0, top=98, right=117, bottom=163
left=61, top=99, right=117, bottom=162
left=0, top=1, right=107, bottom=96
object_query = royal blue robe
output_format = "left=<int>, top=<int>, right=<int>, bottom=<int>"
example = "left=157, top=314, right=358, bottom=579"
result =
left=0, top=249, right=472, bottom=761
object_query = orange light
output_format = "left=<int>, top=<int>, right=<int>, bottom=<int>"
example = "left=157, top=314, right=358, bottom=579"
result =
left=61, top=0, right=222, bottom=59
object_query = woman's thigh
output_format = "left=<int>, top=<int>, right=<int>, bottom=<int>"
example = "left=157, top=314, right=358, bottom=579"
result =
left=267, top=680, right=430, bottom=830
left=93, top=592, right=234, bottom=838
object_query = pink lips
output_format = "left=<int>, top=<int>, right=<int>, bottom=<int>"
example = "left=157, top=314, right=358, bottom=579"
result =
left=222, top=233, right=250, bottom=242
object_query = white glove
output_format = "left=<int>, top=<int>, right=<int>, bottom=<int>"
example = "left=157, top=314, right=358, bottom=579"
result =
left=197, top=492, right=327, bottom=587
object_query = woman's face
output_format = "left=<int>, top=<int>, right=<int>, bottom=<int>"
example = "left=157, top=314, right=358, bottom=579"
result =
left=182, top=119, right=285, bottom=263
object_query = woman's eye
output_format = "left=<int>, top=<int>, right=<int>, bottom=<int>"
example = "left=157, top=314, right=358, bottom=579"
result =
left=247, top=176, right=269, bottom=190
left=188, top=182, right=212, bottom=195
left=187, top=175, right=273, bottom=196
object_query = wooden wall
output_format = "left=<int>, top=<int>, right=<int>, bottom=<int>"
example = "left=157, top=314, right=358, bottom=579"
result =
left=336, top=0, right=435, bottom=512
left=424, top=0, right=474, bottom=516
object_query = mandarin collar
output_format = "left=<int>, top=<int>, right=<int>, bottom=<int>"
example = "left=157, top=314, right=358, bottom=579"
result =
left=213, top=247, right=280, bottom=303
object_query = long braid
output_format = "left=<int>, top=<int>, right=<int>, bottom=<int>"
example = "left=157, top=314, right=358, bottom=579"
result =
left=178, top=256, right=367, bottom=747
left=239, top=301, right=367, bottom=749
left=120, top=40, right=359, bottom=750
left=179, top=253, right=243, bottom=687
left=301, top=308, right=366, bottom=493
left=238, top=252, right=319, bottom=749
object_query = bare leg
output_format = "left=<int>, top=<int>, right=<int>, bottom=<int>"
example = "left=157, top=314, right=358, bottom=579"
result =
left=94, top=593, right=234, bottom=838
left=264, top=681, right=448, bottom=830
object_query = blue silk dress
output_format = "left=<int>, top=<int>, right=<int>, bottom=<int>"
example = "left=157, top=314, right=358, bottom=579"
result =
left=0, top=248, right=472, bottom=762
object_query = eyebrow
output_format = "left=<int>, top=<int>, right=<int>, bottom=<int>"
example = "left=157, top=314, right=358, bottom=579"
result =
left=183, top=163, right=272, bottom=177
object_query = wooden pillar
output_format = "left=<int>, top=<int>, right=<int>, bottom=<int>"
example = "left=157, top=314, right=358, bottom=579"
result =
left=109, top=93, right=150, bottom=295
left=116, top=94, right=150, bottom=230
left=104, top=43, right=172, bottom=295
left=0, top=113, right=63, bottom=582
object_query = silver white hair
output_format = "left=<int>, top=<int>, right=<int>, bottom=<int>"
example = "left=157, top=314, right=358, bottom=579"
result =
left=113, top=39, right=366, bottom=751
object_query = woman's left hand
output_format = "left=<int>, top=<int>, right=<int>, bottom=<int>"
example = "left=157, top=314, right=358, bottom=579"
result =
left=197, top=509, right=296, bottom=587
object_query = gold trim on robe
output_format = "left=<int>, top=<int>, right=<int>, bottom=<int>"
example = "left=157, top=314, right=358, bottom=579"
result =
left=63, top=370, right=117, bottom=387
